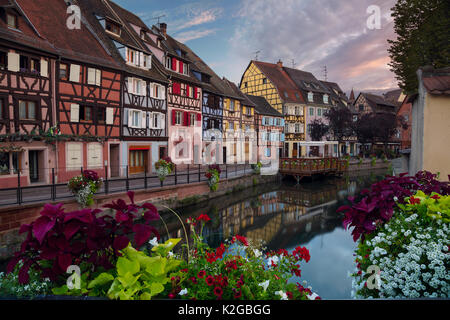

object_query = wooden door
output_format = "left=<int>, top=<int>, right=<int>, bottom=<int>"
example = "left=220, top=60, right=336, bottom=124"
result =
left=129, top=150, right=148, bottom=174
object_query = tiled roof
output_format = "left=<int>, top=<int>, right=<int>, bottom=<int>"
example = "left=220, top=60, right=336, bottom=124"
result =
left=361, top=92, right=398, bottom=114
left=421, top=68, right=450, bottom=95
left=20, top=0, right=122, bottom=68
left=252, top=60, right=304, bottom=104
left=222, top=78, right=255, bottom=104
left=283, top=67, right=330, bottom=95
left=246, top=94, right=282, bottom=117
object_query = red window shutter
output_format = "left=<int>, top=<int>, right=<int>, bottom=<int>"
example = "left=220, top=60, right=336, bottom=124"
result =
left=171, top=58, right=177, bottom=71
left=194, top=87, right=198, bottom=99
left=183, top=112, right=189, bottom=126
left=179, top=61, right=183, bottom=74
left=186, top=84, right=190, bottom=97
left=173, top=82, right=180, bottom=95
left=196, top=113, right=201, bottom=125
left=172, top=109, right=176, bottom=125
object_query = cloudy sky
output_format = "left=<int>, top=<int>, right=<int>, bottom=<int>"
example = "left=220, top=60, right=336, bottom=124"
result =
left=115, top=0, right=399, bottom=95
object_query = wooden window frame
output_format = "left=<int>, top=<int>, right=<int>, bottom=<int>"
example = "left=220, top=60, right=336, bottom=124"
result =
left=18, top=99, right=38, bottom=121
left=0, top=51, right=7, bottom=70
left=59, top=63, right=69, bottom=81
left=79, top=105, right=93, bottom=123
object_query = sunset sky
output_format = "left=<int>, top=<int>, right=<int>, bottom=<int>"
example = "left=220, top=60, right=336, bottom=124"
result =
left=115, top=0, right=399, bottom=95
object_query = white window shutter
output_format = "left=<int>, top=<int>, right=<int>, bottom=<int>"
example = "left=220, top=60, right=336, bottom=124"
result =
left=7, top=52, right=19, bottom=72
left=40, top=59, right=48, bottom=77
left=160, top=85, right=165, bottom=99
left=123, top=108, right=128, bottom=125
left=148, top=112, right=153, bottom=128
left=141, top=81, right=146, bottom=96
left=128, top=77, right=133, bottom=94
left=95, top=69, right=101, bottom=86
left=87, top=68, right=95, bottom=85
left=159, top=113, right=165, bottom=129
left=70, top=104, right=80, bottom=122
left=128, top=109, right=133, bottom=127
left=67, top=143, right=82, bottom=169
left=106, top=107, right=114, bottom=125
left=139, top=52, right=144, bottom=67
left=70, top=64, right=81, bottom=82
left=141, top=111, right=146, bottom=128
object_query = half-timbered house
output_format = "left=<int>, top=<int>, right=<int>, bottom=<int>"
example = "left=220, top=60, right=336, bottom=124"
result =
left=246, top=94, right=284, bottom=161
left=0, top=0, right=57, bottom=187
left=78, top=0, right=169, bottom=176
left=18, top=0, right=123, bottom=183
left=150, top=23, right=203, bottom=165
left=240, top=60, right=305, bottom=159
left=223, top=78, right=257, bottom=163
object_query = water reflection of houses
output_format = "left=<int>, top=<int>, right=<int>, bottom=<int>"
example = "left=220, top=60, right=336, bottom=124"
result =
left=221, top=180, right=348, bottom=249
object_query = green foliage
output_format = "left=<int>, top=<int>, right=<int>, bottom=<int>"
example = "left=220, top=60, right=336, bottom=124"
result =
left=397, top=191, right=450, bottom=222
left=387, top=0, right=450, bottom=94
left=88, top=241, right=182, bottom=300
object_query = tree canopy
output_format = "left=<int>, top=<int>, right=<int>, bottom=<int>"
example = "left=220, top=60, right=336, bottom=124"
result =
left=387, top=0, right=450, bottom=94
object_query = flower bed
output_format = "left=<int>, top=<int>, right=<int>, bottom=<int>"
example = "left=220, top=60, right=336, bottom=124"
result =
left=0, top=194, right=319, bottom=301
left=338, top=171, right=450, bottom=299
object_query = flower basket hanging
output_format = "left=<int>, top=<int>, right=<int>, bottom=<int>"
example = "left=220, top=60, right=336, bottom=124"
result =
left=67, top=170, right=103, bottom=208
left=205, top=165, right=221, bottom=192
left=155, top=157, right=175, bottom=182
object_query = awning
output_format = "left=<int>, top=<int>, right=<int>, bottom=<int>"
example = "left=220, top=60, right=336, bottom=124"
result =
left=129, top=146, right=150, bottom=151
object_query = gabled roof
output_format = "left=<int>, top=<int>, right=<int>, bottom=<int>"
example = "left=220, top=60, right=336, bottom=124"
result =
left=283, top=67, right=330, bottom=95
left=7, top=0, right=121, bottom=70
left=320, top=80, right=349, bottom=106
left=75, top=0, right=167, bottom=82
left=222, top=78, right=255, bottom=104
left=246, top=94, right=282, bottom=117
left=249, top=60, right=304, bottom=104
left=359, top=92, right=398, bottom=114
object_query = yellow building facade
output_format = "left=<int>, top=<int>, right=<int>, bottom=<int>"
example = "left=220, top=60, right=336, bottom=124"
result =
left=240, top=61, right=306, bottom=158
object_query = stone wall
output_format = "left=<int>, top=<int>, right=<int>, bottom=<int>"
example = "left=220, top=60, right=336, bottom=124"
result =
left=0, top=173, right=279, bottom=261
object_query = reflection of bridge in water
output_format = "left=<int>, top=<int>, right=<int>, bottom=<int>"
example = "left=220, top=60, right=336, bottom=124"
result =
left=157, top=172, right=385, bottom=250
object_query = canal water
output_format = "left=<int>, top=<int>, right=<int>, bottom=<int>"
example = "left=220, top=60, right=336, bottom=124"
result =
left=158, top=170, right=388, bottom=300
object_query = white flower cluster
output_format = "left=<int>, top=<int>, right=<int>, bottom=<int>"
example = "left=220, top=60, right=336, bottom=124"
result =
left=0, top=269, right=52, bottom=298
left=73, top=184, right=93, bottom=207
left=156, top=166, right=169, bottom=180
left=352, top=211, right=449, bottom=299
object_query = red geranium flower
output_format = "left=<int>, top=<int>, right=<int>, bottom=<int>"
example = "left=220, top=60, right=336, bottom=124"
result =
left=233, top=290, right=242, bottom=299
left=232, top=235, right=248, bottom=246
left=189, top=277, right=198, bottom=284
left=197, top=270, right=206, bottom=278
left=409, top=196, right=421, bottom=205
left=197, top=214, right=211, bottom=223
left=286, top=291, right=293, bottom=300
left=431, top=194, right=441, bottom=200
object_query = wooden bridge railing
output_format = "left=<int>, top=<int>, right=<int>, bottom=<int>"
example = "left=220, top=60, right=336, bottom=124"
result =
left=279, top=157, right=349, bottom=176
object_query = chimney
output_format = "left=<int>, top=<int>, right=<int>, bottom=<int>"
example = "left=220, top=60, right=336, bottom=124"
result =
left=277, top=59, right=283, bottom=68
left=159, top=23, right=167, bottom=37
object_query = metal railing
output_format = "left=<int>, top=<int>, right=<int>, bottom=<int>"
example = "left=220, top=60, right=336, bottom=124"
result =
left=0, top=163, right=257, bottom=207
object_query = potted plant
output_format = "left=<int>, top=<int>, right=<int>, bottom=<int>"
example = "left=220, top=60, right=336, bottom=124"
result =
left=205, top=165, right=221, bottom=192
left=67, top=170, right=103, bottom=208
left=155, top=157, right=175, bottom=182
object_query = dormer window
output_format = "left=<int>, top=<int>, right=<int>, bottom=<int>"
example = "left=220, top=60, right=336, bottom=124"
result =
left=140, top=30, right=146, bottom=40
left=105, top=20, right=121, bottom=36
left=308, top=92, right=314, bottom=102
left=323, top=94, right=329, bottom=104
left=262, top=78, right=267, bottom=84
left=7, top=13, right=18, bottom=29
left=126, top=47, right=151, bottom=69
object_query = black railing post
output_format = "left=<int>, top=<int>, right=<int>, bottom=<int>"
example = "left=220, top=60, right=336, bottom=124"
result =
left=104, top=165, right=109, bottom=194
left=175, top=165, right=177, bottom=185
left=198, top=164, right=201, bottom=182
left=52, top=168, right=56, bottom=201
left=244, top=163, right=246, bottom=175
left=81, top=167, right=83, bottom=174
left=187, top=164, right=190, bottom=184
left=226, top=164, right=228, bottom=179
left=17, top=170, right=21, bottom=205
left=126, top=165, right=129, bottom=191
left=144, top=166, right=147, bottom=190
